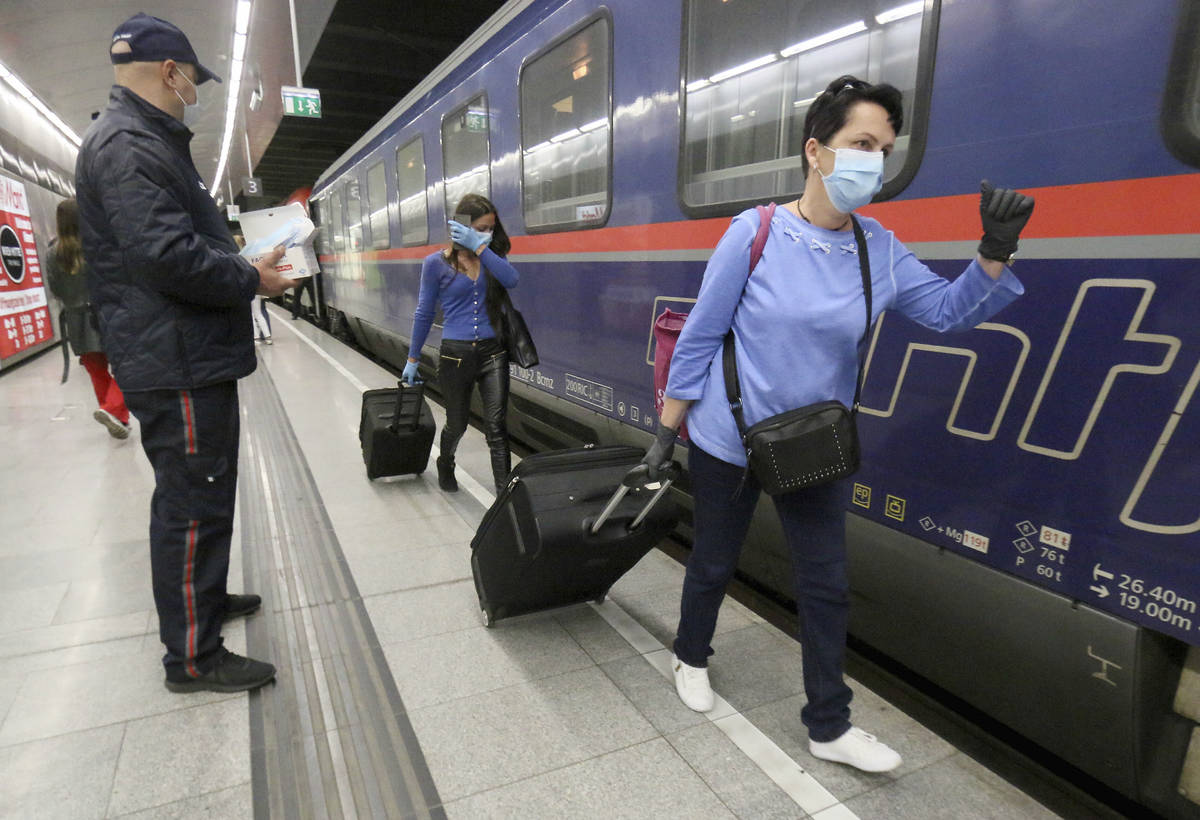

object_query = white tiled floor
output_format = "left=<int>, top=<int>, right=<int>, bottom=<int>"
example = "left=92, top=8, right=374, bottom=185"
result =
left=0, top=307, right=1062, bottom=818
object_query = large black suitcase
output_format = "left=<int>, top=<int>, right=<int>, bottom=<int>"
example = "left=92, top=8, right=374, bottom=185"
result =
left=359, top=383, right=435, bottom=479
left=470, top=445, right=680, bottom=626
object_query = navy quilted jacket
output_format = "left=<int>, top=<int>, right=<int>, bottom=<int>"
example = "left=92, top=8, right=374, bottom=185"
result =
left=76, top=86, right=259, bottom=392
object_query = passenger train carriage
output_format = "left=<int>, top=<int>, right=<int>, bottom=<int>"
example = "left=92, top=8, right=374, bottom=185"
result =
left=310, top=0, right=1200, bottom=815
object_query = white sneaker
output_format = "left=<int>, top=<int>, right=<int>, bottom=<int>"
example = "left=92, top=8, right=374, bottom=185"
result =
left=93, top=409, right=131, bottom=440
left=809, top=727, right=902, bottom=772
left=672, top=655, right=714, bottom=712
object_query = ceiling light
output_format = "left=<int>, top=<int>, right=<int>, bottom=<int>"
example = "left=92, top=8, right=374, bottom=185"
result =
left=211, top=1, right=252, bottom=195
left=235, top=0, right=252, bottom=34
left=0, top=59, right=81, bottom=146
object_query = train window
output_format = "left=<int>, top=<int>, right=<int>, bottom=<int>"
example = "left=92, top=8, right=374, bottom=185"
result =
left=345, top=176, right=364, bottom=253
left=680, top=0, right=933, bottom=213
left=310, top=198, right=328, bottom=255
left=519, top=15, right=612, bottom=232
left=395, top=137, right=429, bottom=246
left=1162, top=0, right=1200, bottom=166
left=365, top=161, right=390, bottom=250
left=328, top=188, right=345, bottom=255
left=441, top=94, right=491, bottom=218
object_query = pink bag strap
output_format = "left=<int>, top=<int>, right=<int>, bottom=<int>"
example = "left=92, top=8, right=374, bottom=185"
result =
left=748, top=203, right=776, bottom=274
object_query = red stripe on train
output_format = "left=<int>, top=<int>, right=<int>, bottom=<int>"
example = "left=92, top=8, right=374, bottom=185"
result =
left=317, top=174, right=1200, bottom=263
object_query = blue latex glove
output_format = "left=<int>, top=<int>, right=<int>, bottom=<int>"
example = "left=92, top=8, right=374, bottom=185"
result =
left=447, top=220, right=492, bottom=253
left=401, top=361, right=420, bottom=384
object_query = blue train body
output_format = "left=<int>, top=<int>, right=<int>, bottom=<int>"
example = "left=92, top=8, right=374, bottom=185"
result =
left=313, top=2, right=1200, bottom=810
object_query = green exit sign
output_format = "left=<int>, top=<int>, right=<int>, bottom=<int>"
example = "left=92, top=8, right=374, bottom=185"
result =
left=281, top=85, right=321, bottom=118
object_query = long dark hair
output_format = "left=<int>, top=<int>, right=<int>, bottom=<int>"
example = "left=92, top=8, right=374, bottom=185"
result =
left=54, top=198, right=84, bottom=276
left=444, top=193, right=511, bottom=334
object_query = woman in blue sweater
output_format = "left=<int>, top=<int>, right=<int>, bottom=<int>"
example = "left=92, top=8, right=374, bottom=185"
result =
left=643, top=76, right=1035, bottom=773
left=402, top=194, right=521, bottom=493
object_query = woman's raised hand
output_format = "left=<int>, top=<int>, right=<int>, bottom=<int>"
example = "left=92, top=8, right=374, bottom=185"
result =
left=447, top=220, right=492, bottom=254
left=978, top=180, right=1035, bottom=263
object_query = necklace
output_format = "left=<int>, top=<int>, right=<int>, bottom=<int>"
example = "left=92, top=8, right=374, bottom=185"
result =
left=797, top=205, right=850, bottom=232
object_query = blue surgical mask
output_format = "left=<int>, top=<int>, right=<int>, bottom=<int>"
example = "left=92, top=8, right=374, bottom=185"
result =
left=818, top=144, right=885, bottom=213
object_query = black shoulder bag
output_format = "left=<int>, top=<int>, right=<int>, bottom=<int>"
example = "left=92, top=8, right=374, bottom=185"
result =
left=498, top=288, right=539, bottom=368
left=723, top=216, right=873, bottom=495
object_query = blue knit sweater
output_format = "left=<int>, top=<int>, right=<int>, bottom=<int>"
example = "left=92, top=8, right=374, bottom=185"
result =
left=667, top=206, right=1024, bottom=467
left=407, top=248, right=520, bottom=355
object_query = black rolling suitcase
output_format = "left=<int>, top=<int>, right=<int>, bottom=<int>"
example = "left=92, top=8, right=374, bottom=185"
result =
left=359, top=382, right=435, bottom=479
left=471, top=445, right=681, bottom=626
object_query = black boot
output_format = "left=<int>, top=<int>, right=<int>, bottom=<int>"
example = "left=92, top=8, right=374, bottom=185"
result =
left=436, top=455, right=458, bottom=492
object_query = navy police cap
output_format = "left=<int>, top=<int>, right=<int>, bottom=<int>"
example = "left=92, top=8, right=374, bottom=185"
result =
left=110, top=13, right=222, bottom=84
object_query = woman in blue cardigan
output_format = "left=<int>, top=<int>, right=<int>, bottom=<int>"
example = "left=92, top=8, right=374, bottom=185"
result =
left=643, top=76, right=1035, bottom=773
left=402, top=194, right=521, bottom=493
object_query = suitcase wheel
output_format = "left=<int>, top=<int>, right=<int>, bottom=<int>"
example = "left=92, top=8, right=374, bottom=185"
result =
left=593, top=590, right=608, bottom=605
left=480, top=606, right=495, bottom=628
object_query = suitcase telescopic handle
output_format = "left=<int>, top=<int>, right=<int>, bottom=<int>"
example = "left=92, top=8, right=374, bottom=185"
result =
left=589, top=462, right=681, bottom=535
left=390, top=381, right=425, bottom=432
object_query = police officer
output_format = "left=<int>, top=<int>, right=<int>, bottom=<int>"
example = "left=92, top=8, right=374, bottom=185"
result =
left=76, top=13, right=297, bottom=693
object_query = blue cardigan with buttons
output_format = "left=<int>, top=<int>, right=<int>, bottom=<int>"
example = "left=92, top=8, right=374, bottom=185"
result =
left=407, top=249, right=520, bottom=356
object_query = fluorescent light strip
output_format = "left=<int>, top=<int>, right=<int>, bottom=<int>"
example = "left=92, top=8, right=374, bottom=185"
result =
left=709, top=54, right=777, bottom=83
left=0, top=59, right=82, bottom=147
left=211, top=0, right=253, bottom=196
left=876, top=1, right=924, bottom=24
left=780, top=21, right=868, bottom=57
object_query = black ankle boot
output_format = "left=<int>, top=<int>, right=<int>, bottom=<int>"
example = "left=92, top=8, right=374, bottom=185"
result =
left=436, top=455, right=458, bottom=492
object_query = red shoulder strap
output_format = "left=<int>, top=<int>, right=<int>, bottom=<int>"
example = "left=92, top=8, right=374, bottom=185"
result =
left=749, top=203, right=776, bottom=275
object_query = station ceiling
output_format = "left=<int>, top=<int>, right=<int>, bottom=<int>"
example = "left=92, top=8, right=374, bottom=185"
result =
left=0, top=0, right=506, bottom=204
left=254, top=0, right=510, bottom=201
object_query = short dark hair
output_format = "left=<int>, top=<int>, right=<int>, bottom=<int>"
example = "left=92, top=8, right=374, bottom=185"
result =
left=801, top=75, right=903, bottom=175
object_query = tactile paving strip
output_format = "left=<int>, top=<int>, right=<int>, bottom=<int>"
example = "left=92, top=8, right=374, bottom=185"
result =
left=238, top=363, right=444, bottom=819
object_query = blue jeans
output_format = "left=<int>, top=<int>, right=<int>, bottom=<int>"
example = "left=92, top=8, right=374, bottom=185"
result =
left=673, top=443, right=853, bottom=742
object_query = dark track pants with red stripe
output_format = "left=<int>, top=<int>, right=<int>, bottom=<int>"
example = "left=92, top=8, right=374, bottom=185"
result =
left=125, top=381, right=239, bottom=680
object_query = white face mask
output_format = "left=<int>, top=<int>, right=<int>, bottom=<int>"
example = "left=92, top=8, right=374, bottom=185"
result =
left=171, top=70, right=201, bottom=127
left=818, top=144, right=885, bottom=213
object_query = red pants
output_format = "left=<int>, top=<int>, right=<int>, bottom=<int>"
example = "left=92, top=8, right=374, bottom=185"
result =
left=79, top=352, right=129, bottom=423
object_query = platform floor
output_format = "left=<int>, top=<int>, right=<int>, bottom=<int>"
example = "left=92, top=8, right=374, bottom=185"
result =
left=0, top=305, right=1060, bottom=819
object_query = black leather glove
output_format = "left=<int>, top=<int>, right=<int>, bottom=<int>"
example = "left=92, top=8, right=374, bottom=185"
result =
left=978, top=180, right=1035, bottom=263
left=641, top=423, right=679, bottom=482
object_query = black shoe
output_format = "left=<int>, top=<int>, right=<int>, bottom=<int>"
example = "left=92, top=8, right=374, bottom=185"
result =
left=164, top=649, right=276, bottom=693
left=223, top=593, right=262, bottom=622
left=436, top=455, right=458, bottom=492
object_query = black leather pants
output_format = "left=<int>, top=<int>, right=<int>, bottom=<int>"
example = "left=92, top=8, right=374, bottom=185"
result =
left=438, top=337, right=511, bottom=490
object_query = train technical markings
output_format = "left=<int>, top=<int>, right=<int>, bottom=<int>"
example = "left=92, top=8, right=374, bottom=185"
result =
left=509, top=365, right=555, bottom=389
left=1015, top=520, right=1037, bottom=537
left=884, top=494, right=906, bottom=521
left=617, top=401, right=626, bottom=417
left=919, top=516, right=935, bottom=531
left=1038, top=525, right=1071, bottom=551
left=630, top=406, right=640, bottom=423
left=962, top=530, right=989, bottom=554
left=1012, top=537, right=1034, bottom=554
left=852, top=483, right=871, bottom=509
left=1086, top=646, right=1123, bottom=688
left=564, top=373, right=614, bottom=411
